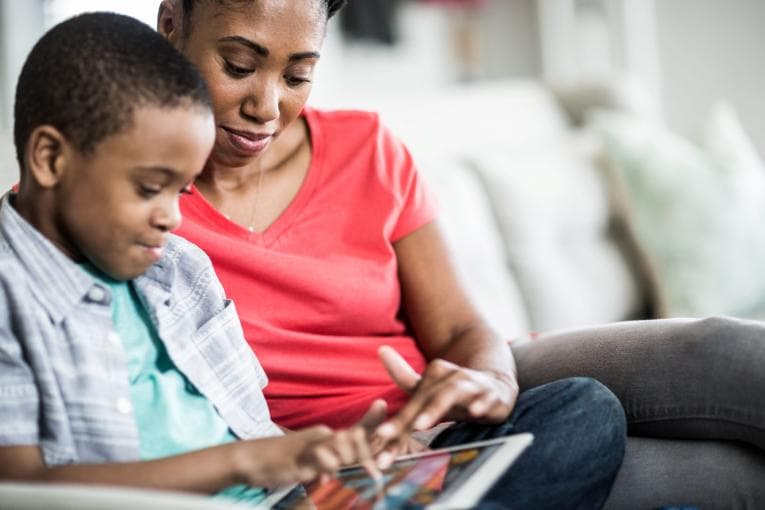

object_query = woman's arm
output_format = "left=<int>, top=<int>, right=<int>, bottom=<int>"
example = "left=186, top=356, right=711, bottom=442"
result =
left=376, top=221, right=519, bottom=447
left=0, top=424, right=378, bottom=493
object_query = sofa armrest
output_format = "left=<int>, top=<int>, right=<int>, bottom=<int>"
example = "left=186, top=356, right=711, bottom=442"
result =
left=0, top=482, right=249, bottom=510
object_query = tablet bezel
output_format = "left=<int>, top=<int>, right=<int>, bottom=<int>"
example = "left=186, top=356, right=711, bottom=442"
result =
left=260, top=432, right=533, bottom=509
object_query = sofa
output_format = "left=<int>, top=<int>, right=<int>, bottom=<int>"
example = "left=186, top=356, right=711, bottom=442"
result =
left=1, top=78, right=762, bottom=507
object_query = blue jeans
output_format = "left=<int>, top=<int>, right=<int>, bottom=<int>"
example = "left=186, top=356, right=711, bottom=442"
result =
left=431, top=377, right=626, bottom=510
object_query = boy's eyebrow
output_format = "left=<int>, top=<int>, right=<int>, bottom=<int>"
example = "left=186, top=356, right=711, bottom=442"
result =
left=132, top=166, right=178, bottom=180
left=217, top=36, right=320, bottom=61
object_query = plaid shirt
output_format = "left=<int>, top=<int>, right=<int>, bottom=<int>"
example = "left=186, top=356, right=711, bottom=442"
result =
left=0, top=195, right=281, bottom=466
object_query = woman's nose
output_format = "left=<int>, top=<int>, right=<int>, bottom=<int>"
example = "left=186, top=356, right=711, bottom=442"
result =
left=242, top=77, right=279, bottom=123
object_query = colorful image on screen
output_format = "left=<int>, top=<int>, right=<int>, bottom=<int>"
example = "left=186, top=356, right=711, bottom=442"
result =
left=273, top=445, right=499, bottom=510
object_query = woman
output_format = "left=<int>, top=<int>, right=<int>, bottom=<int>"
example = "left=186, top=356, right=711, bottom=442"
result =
left=157, top=0, right=763, bottom=507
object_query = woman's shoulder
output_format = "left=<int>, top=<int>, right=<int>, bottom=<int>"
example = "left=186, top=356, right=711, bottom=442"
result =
left=304, top=105, right=383, bottom=133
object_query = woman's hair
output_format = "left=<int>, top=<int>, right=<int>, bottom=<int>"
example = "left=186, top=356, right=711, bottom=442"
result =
left=181, top=0, right=347, bottom=24
left=13, top=12, right=211, bottom=166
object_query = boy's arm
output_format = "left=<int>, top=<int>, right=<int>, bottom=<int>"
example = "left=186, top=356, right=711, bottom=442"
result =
left=0, top=443, right=240, bottom=493
left=0, top=425, right=378, bottom=493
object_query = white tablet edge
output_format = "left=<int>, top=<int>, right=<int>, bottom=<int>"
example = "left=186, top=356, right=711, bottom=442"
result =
left=427, top=432, right=534, bottom=510
left=256, top=433, right=535, bottom=510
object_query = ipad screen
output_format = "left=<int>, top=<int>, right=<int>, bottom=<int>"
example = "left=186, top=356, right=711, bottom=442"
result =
left=269, top=435, right=531, bottom=510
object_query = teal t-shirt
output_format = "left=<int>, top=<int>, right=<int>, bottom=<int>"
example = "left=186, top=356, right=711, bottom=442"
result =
left=83, top=265, right=265, bottom=504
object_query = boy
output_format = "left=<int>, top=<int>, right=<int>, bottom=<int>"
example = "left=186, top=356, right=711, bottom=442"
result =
left=0, top=12, right=381, bottom=503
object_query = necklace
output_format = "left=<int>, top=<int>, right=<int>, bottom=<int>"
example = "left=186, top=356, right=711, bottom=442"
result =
left=221, top=168, right=265, bottom=233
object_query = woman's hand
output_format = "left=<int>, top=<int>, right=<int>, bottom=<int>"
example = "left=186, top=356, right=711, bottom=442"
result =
left=373, top=346, right=518, bottom=461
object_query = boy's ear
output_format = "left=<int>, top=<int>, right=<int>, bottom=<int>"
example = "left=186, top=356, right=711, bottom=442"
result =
left=24, top=125, right=69, bottom=188
left=157, top=0, right=183, bottom=46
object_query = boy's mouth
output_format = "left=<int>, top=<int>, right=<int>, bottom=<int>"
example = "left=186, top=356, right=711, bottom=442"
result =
left=138, top=242, right=165, bottom=262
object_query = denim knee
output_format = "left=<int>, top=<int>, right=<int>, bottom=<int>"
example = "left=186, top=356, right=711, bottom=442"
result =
left=561, top=377, right=626, bottom=444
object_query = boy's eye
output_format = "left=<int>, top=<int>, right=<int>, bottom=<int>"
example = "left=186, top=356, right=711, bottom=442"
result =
left=179, top=184, right=193, bottom=196
left=137, top=184, right=161, bottom=198
left=224, top=60, right=253, bottom=77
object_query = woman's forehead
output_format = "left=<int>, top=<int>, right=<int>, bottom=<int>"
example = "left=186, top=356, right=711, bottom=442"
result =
left=188, top=0, right=325, bottom=27
left=187, top=0, right=326, bottom=46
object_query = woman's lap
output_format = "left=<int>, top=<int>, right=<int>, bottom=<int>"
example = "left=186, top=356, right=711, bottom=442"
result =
left=511, top=316, right=765, bottom=449
left=606, top=436, right=765, bottom=509
left=432, top=377, right=626, bottom=510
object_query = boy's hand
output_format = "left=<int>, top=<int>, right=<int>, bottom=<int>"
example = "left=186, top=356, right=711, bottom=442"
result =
left=374, top=345, right=518, bottom=461
left=235, top=423, right=380, bottom=487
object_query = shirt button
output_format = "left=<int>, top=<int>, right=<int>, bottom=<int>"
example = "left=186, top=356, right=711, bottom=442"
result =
left=107, top=331, right=121, bottom=346
left=116, top=398, right=133, bottom=415
left=87, top=286, right=106, bottom=302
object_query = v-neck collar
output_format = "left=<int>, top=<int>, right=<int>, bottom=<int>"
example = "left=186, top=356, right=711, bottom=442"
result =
left=189, top=108, right=324, bottom=247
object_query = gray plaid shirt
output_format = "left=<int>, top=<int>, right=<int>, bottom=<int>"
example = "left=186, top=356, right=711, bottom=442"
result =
left=0, top=195, right=281, bottom=466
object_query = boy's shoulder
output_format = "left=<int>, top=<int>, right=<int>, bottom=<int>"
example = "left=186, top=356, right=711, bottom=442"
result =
left=137, top=234, right=226, bottom=322
left=0, top=227, right=29, bottom=292
left=161, top=233, right=213, bottom=270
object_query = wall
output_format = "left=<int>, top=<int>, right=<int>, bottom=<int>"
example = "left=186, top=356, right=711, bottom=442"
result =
left=310, top=0, right=539, bottom=108
left=655, top=0, right=765, bottom=155
left=0, top=0, right=45, bottom=189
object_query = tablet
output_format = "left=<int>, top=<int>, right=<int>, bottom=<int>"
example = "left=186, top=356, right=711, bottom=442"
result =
left=259, top=433, right=533, bottom=510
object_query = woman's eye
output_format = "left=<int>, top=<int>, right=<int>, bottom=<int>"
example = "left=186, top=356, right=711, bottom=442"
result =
left=285, top=75, right=310, bottom=87
left=224, top=60, right=253, bottom=77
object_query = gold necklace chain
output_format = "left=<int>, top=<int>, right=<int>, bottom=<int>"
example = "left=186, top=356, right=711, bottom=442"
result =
left=244, top=168, right=265, bottom=232
left=220, top=169, right=265, bottom=233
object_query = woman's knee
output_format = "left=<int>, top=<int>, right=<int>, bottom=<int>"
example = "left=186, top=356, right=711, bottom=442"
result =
left=523, top=377, right=627, bottom=442
left=564, top=377, right=626, bottom=437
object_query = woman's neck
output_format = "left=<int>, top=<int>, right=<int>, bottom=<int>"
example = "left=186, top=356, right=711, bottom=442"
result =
left=193, top=117, right=312, bottom=233
left=197, top=117, right=308, bottom=192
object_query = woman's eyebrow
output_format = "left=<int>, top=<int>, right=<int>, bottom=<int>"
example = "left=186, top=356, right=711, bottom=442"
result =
left=217, top=35, right=320, bottom=61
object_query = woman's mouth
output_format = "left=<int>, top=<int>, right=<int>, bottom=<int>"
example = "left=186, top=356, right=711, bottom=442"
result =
left=221, top=126, right=273, bottom=155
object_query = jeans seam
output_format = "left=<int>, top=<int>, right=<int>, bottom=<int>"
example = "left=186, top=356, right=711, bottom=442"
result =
left=626, top=404, right=765, bottom=425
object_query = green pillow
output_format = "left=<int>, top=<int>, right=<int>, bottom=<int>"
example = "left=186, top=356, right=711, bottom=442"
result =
left=592, top=103, right=765, bottom=318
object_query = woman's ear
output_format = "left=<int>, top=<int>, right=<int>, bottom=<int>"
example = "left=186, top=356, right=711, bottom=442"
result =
left=24, top=125, right=68, bottom=188
left=157, top=0, right=183, bottom=46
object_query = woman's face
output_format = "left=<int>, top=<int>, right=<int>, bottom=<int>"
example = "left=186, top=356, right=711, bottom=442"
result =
left=162, top=0, right=326, bottom=167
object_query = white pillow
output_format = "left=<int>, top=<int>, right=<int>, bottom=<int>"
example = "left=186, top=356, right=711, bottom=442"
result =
left=413, top=149, right=531, bottom=340
left=592, top=103, right=765, bottom=318
left=470, top=139, right=644, bottom=332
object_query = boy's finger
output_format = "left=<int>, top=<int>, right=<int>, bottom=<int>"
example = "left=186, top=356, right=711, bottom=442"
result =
left=331, top=430, right=357, bottom=465
left=312, top=445, right=340, bottom=473
left=358, top=399, right=388, bottom=431
left=357, top=442, right=384, bottom=482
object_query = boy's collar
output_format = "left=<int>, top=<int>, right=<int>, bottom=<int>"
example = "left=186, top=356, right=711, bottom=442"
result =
left=0, top=195, right=100, bottom=323
left=0, top=194, right=177, bottom=321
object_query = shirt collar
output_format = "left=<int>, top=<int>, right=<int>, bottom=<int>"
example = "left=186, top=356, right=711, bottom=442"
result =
left=0, top=195, right=177, bottom=322
left=0, top=194, right=103, bottom=323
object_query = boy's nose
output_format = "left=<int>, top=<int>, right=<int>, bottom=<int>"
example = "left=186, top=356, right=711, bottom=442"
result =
left=153, top=199, right=182, bottom=232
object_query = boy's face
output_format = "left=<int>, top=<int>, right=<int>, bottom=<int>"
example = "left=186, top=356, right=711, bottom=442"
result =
left=52, top=105, right=214, bottom=280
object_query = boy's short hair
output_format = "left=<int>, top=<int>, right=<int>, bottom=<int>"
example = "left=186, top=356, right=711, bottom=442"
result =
left=13, top=12, right=211, bottom=167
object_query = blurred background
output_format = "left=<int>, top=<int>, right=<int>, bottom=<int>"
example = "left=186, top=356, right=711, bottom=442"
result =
left=1, top=0, right=765, bottom=333
left=1, top=0, right=765, bottom=155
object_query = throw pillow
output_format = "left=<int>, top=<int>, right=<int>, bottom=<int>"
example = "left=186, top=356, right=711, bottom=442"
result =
left=592, top=103, right=765, bottom=318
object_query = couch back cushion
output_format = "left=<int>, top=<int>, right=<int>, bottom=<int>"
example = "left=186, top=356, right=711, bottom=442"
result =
left=471, top=140, right=644, bottom=331
left=415, top=150, right=530, bottom=340
left=373, top=79, right=647, bottom=333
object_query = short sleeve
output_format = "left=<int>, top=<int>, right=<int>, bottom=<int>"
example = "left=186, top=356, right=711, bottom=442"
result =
left=0, top=323, right=40, bottom=445
left=377, top=122, right=438, bottom=242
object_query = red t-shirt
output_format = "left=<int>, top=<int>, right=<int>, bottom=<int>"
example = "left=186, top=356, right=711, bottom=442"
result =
left=176, top=107, right=437, bottom=429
